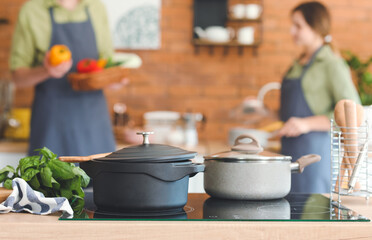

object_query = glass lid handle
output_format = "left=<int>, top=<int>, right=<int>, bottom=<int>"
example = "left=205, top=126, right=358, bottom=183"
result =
left=136, top=132, right=154, bottom=145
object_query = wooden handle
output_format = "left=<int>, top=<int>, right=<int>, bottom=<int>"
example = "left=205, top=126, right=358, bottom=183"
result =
left=0, top=187, right=12, bottom=203
left=59, top=152, right=111, bottom=163
left=334, top=100, right=364, bottom=127
left=344, top=100, right=358, bottom=166
left=296, top=154, right=321, bottom=173
left=335, top=153, right=352, bottom=191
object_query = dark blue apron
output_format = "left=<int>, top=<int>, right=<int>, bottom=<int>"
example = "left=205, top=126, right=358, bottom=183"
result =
left=280, top=46, right=331, bottom=193
left=28, top=7, right=116, bottom=156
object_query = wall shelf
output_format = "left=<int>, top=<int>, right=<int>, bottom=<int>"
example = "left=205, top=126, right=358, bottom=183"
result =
left=192, top=0, right=263, bottom=56
left=193, top=39, right=261, bottom=55
left=227, top=16, right=262, bottom=22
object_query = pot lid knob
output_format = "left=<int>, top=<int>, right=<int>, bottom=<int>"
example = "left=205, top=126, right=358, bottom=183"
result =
left=231, top=134, right=263, bottom=154
left=137, top=131, right=154, bottom=145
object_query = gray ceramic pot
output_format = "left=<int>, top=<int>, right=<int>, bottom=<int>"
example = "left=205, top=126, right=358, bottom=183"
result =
left=203, top=135, right=320, bottom=200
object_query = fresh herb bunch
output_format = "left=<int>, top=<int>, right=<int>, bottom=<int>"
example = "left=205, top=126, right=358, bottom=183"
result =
left=104, top=57, right=124, bottom=68
left=0, top=147, right=90, bottom=214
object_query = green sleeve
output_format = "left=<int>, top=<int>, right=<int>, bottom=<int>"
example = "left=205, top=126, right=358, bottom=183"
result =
left=91, top=0, right=114, bottom=59
left=326, top=59, right=361, bottom=119
left=9, top=4, right=36, bottom=70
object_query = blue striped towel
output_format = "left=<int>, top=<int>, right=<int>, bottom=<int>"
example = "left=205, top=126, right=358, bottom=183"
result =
left=0, top=178, right=73, bottom=219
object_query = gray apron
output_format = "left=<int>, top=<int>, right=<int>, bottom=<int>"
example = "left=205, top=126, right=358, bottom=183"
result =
left=280, top=46, right=331, bottom=193
left=28, top=7, right=115, bottom=156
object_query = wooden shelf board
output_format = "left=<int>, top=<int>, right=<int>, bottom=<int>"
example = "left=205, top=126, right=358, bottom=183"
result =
left=193, top=39, right=261, bottom=47
left=227, top=16, right=262, bottom=22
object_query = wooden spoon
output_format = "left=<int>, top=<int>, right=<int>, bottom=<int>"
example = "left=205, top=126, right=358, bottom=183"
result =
left=59, top=152, right=111, bottom=163
left=0, top=187, right=13, bottom=203
left=334, top=100, right=364, bottom=191
left=344, top=100, right=364, bottom=191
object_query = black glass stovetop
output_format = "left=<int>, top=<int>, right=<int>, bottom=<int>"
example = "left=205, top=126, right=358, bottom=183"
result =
left=59, top=191, right=369, bottom=221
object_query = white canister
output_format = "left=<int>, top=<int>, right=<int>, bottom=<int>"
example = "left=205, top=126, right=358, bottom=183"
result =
left=237, top=26, right=255, bottom=45
left=245, top=4, right=262, bottom=19
left=230, top=4, right=245, bottom=19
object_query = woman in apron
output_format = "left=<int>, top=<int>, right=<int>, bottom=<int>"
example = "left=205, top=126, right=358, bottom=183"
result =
left=10, top=0, right=118, bottom=156
left=278, top=1, right=360, bottom=193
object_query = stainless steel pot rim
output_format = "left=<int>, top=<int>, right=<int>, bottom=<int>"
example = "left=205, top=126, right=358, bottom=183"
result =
left=204, top=150, right=292, bottom=162
left=204, top=158, right=291, bottom=163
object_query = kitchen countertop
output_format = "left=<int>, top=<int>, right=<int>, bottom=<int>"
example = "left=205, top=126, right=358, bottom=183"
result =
left=0, top=194, right=372, bottom=239
left=0, top=139, right=231, bottom=155
left=0, top=139, right=280, bottom=155
left=0, top=140, right=28, bottom=153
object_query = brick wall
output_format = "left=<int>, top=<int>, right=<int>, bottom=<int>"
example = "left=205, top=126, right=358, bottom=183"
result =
left=1, top=0, right=372, bottom=141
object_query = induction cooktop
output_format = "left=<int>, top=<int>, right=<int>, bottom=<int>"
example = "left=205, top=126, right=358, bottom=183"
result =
left=59, top=191, right=369, bottom=221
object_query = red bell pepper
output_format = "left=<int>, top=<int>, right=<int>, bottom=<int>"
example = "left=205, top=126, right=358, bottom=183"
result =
left=76, top=59, right=102, bottom=73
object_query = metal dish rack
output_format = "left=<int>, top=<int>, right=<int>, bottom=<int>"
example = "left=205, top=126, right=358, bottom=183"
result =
left=330, top=119, right=372, bottom=204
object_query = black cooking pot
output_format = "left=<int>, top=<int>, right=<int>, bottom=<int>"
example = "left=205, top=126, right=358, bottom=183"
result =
left=79, top=132, right=204, bottom=213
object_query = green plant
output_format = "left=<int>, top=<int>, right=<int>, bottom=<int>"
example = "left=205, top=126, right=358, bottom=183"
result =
left=0, top=147, right=90, bottom=214
left=343, top=51, right=372, bottom=105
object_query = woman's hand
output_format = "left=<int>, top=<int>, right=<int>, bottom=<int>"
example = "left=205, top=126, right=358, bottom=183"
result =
left=43, top=52, right=73, bottom=78
left=278, top=115, right=331, bottom=138
left=278, top=117, right=310, bottom=138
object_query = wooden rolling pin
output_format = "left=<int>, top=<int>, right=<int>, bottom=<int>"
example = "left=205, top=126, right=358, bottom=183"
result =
left=0, top=187, right=13, bottom=203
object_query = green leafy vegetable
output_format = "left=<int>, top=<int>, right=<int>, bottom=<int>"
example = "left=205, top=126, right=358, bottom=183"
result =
left=0, top=165, right=16, bottom=183
left=0, top=147, right=90, bottom=214
left=4, top=179, right=13, bottom=190
left=0, top=165, right=15, bottom=175
left=105, top=57, right=124, bottom=68
left=72, top=167, right=90, bottom=188
left=0, top=173, right=7, bottom=183
left=47, top=158, right=75, bottom=181
left=19, top=156, right=40, bottom=175
left=40, top=167, right=53, bottom=188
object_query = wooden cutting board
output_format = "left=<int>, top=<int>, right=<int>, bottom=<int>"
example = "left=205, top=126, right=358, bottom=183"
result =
left=0, top=187, right=13, bottom=202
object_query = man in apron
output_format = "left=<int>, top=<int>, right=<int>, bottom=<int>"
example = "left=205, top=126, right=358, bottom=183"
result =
left=10, top=0, right=116, bottom=157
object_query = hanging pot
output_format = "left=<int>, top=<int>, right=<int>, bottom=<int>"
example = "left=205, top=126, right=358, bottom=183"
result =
left=60, top=132, right=204, bottom=213
left=203, top=134, right=320, bottom=200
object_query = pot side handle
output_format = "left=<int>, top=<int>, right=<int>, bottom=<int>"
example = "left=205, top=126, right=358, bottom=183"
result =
left=291, top=154, right=321, bottom=173
left=231, top=134, right=263, bottom=153
left=188, top=163, right=205, bottom=178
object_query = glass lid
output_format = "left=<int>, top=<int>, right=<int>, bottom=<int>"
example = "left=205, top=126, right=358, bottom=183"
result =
left=205, top=150, right=291, bottom=162
left=97, top=132, right=197, bottom=163
left=204, top=134, right=291, bottom=162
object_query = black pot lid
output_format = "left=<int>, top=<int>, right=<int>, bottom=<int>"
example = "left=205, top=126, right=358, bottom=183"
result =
left=96, top=132, right=197, bottom=163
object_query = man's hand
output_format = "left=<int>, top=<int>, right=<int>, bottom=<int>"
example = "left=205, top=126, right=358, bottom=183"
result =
left=43, top=52, right=73, bottom=79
